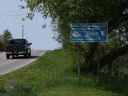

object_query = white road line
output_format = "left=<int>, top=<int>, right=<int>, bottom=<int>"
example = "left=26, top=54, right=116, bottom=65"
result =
left=0, top=51, right=46, bottom=76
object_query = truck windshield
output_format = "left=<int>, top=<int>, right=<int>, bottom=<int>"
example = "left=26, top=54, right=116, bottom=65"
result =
left=9, top=39, right=27, bottom=44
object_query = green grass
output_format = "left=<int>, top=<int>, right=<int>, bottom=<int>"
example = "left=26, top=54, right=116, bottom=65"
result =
left=0, top=50, right=124, bottom=96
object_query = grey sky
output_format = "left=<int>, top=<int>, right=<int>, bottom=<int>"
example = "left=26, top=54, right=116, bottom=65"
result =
left=0, top=0, right=61, bottom=50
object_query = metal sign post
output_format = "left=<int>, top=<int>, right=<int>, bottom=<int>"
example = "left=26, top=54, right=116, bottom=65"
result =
left=76, top=43, right=81, bottom=81
left=96, top=44, right=101, bottom=84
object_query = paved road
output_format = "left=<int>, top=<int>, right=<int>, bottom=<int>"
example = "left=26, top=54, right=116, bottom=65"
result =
left=0, top=50, right=45, bottom=75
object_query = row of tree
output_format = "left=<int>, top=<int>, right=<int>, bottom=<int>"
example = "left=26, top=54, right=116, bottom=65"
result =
left=22, top=0, right=128, bottom=80
left=0, top=29, right=12, bottom=51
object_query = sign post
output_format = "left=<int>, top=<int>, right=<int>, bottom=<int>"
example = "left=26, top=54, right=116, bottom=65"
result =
left=96, top=44, right=101, bottom=84
left=77, top=44, right=81, bottom=81
left=70, top=23, right=108, bottom=82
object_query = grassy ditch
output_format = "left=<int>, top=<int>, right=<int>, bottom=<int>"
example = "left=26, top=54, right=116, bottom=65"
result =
left=0, top=50, right=124, bottom=96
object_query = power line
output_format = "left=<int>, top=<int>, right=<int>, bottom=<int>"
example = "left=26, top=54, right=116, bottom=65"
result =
left=0, top=0, right=27, bottom=17
left=0, top=13, right=26, bottom=17
left=0, top=0, right=27, bottom=38
left=0, top=16, right=8, bottom=28
left=2, top=0, right=19, bottom=14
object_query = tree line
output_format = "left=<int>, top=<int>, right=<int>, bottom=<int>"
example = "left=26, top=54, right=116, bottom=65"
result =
left=0, top=29, right=12, bottom=51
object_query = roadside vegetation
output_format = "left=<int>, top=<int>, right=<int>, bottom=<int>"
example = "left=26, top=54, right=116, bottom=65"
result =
left=0, top=50, right=127, bottom=96
left=21, top=0, right=128, bottom=86
left=0, top=1, right=128, bottom=95
left=0, top=29, right=12, bottom=51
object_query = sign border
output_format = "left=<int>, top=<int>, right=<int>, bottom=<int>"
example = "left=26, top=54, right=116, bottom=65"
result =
left=70, top=23, right=108, bottom=42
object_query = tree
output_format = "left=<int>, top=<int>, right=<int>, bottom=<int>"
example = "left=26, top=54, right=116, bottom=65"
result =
left=22, top=0, right=128, bottom=75
left=0, top=34, right=4, bottom=51
left=3, top=29, right=12, bottom=45
left=0, top=29, right=12, bottom=51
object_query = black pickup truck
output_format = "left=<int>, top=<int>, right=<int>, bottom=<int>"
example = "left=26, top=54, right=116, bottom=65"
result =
left=5, top=39, right=32, bottom=59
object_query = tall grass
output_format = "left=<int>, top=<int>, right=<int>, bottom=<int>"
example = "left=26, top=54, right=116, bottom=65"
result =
left=0, top=50, right=124, bottom=96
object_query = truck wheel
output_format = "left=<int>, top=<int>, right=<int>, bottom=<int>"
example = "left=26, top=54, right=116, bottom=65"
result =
left=6, top=54, right=10, bottom=59
left=12, top=55, right=15, bottom=58
left=28, top=52, right=31, bottom=57
left=24, top=54, right=28, bottom=58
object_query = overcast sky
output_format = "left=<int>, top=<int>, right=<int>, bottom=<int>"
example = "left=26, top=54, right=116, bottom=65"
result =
left=0, top=0, right=61, bottom=50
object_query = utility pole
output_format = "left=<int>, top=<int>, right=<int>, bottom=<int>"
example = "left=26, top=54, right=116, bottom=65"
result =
left=22, top=24, right=24, bottom=38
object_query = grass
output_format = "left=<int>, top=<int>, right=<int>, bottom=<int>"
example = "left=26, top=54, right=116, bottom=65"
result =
left=0, top=50, right=126, bottom=96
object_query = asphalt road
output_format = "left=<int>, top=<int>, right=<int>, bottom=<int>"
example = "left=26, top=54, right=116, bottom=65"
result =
left=0, top=50, right=45, bottom=75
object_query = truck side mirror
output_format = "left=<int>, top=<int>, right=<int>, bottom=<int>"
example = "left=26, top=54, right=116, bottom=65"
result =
left=28, top=43, right=32, bottom=45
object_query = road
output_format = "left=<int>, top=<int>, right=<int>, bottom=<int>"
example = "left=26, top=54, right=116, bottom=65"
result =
left=0, top=50, right=45, bottom=75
